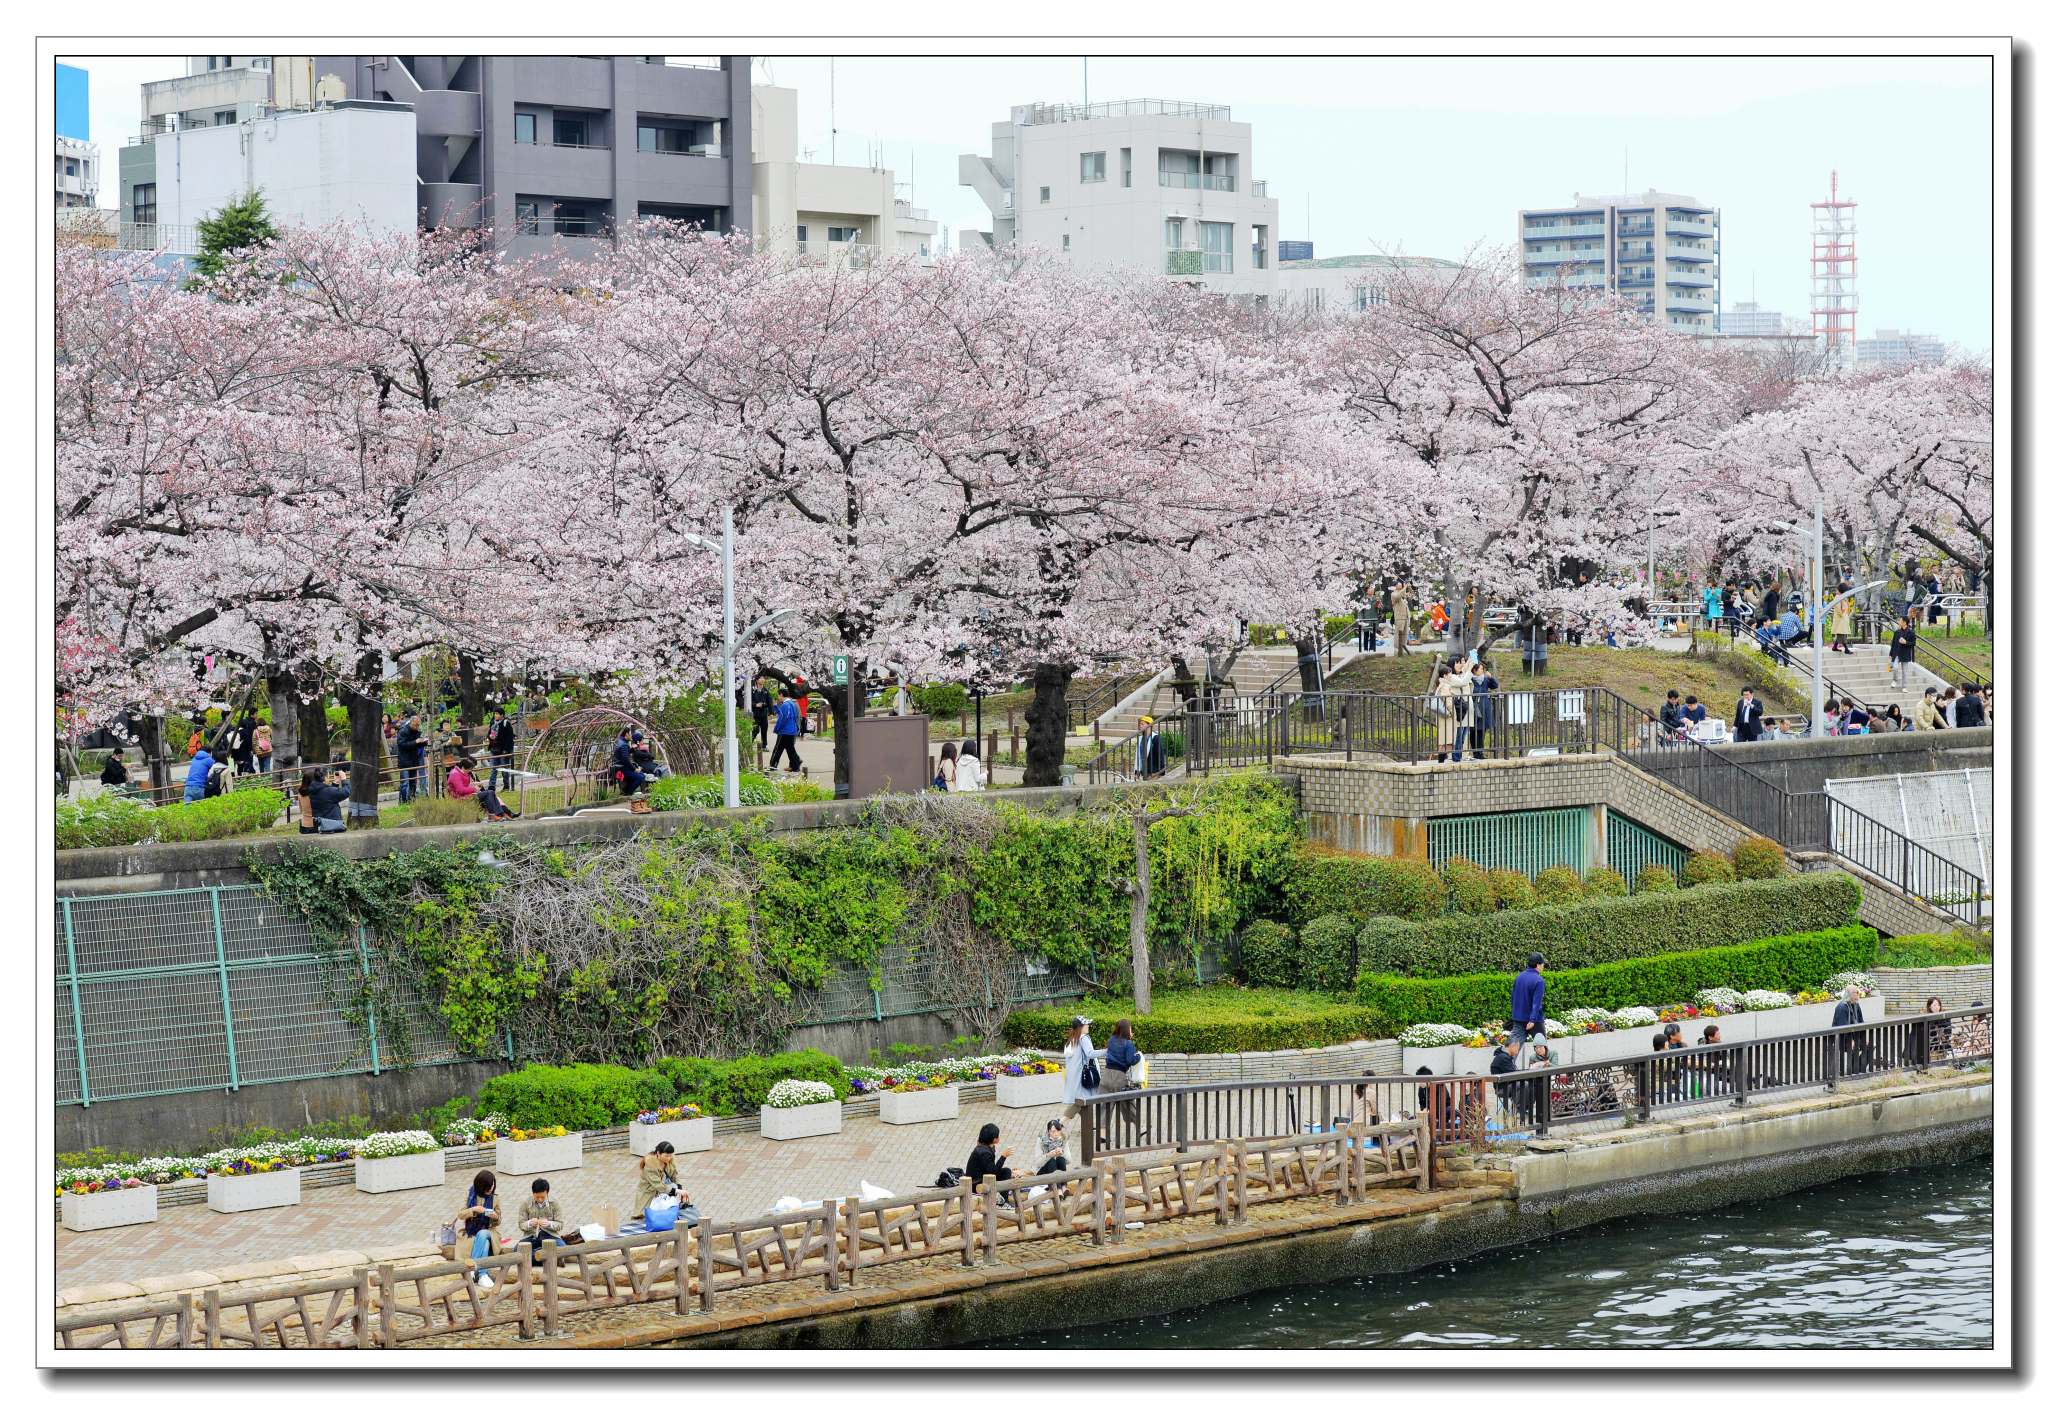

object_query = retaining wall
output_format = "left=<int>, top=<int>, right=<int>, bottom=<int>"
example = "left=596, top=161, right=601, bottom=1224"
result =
left=1632, top=728, right=1991, bottom=796
left=1865, top=964, right=1993, bottom=1013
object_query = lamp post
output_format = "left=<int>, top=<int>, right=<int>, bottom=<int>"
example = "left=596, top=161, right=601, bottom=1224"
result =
left=1646, top=506, right=1680, bottom=613
left=685, top=510, right=797, bottom=809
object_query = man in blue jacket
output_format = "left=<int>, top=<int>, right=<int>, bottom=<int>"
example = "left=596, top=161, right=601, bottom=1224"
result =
left=769, top=689, right=804, bottom=774
left=182, top=745, right=217, bottom=803
left=1509, top=952, right=1547, bottom=1047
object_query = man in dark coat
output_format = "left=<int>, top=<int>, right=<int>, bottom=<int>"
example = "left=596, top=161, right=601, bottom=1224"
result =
left=1509, top=954, right=1547, bottom=1048
left=1733, top=687, right=1765, bottom=742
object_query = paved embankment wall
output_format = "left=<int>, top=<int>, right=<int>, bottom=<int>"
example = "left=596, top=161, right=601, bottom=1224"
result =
left=1632, top=728, right=1990, bottom=796
left=1864, top=965, right=1993, bottom=1013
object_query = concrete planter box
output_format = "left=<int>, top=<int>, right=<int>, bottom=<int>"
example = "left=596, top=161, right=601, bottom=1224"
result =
left=60, top=1184, right=158, bottom=1232
left=207, top=1167, right=301, bottom=1214
left=354, top=1148, right=446, bottom=1194
left=495, top=1133, right=583, bottom=1175
left=760, top=1101, right=842, bottom=1141
left=1400, top=999, right=1888, bottom=1076
left=996, top=1072, right=1066, bottom=1108
left=630, top=1118, right=713, bottom=1156
left=878, top=1084, right=959, bottom=1125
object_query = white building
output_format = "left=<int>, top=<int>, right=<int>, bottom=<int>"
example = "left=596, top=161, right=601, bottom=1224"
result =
left=960, top=99, right=1279, bottom=297
left=1855, top=327, right=1947, bottom=369
left=1277, top=253, right=1462, bottom=311
left=1719, top=300, right=1808, bottom=337
left=133, top=102, right=417, bottom=239
left=1518, top=188, right=1720, bottom=332
left=56, top=134, right=99, bottom=209
left=750, top=85, right=937, bottom=268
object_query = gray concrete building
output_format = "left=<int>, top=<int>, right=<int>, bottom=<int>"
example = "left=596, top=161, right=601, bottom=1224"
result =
left=311, top=56, right=752, bottom=254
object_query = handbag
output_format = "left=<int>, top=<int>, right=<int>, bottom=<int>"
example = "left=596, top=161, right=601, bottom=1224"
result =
left=644, top=1194, right=681, bottom=1233
left=1080, top=1057, right=1100, bottom=1091
left=560, top=1230, right=585, bottom=1246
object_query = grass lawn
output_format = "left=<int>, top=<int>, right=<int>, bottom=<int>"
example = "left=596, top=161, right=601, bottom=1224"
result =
left=1324, top=642, right=1799, bottom=719
left=1004, top=983, right=1374, bottom=1053
left=1918, top=631, right=1995, bottom=685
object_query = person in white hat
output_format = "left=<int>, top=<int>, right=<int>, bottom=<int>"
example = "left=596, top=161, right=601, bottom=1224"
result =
left=1060, top=1014, right=1098, bottom=1131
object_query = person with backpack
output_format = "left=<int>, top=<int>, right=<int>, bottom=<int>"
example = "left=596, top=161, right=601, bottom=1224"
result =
left=231, top=712, right=258, bottom=775
left=487, top=708, right=518, bottom=791
left=1099, top=1018, right=1143, bottom=1132
left=769, top=688, right=804, bottom=774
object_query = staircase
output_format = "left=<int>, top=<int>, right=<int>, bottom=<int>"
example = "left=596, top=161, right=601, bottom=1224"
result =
left=1783, top=643, right=1952, bottom=706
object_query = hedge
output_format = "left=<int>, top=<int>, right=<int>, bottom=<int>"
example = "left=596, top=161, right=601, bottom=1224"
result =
left=1284, top=847, right=1443, bottom=925
left=1353, top=926, right=1880, bottom=1034
left=1347, top=873, right=1861, bottom=981
left=1001, top=1005, right=1374, bottom=1054
left=1239, top=919, right=1299, bottom=988
left=1298, top=915, right=1358, bottom=992
left=476, top=1063, right=678, bottom=1131
left=651, top=1050, right=849, bottom=1115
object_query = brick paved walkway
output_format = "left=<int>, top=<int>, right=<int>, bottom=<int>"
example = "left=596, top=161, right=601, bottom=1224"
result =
left=57, top=1110, right=1066, bottom=1292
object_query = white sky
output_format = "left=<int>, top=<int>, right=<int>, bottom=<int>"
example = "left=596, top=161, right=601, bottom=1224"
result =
left=62, top=52, right=1992, bottom=349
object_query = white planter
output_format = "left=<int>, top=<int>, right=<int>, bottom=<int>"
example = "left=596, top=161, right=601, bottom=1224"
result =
left=495, top=1133, right=583, bottom=1175
left=207, top=1167, right=301, bottom=1214
left=760, top=1100, right=842, bottom=1141
left=60, top=1184, right=158, bottom=1232
left=630, top=1118, right=713, bottom=1157
left=996, top=1072, right=1066, bottom=1108
left=354, top=1148, right=446, bottom=1194
left=878, top=1084, right=959, bottom=1125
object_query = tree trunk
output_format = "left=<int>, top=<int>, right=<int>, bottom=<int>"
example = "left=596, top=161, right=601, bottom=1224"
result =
left=297, top=690, right=332, bottom=768
left=1022, top=662, right=1077, bottom=788
left=1167, top=656, right=1201, bottom=708
left=455, top=651, right=487, bottom=728
left=340, top=652, right=384, bottom=828
left=135, top=713, right=170, bottom=798
left=1129, top=814, right=1155, bottom=1015
left=265, top=668, right=300, bottom=771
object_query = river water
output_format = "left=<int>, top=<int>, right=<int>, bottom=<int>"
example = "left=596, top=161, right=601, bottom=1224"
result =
left=978, top=1156, right=1992, bottom=1350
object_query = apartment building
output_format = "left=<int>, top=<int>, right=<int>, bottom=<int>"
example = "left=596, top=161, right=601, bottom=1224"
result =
left=1277, top=253, right=1462, bottom=312
left=55, top=63, right=99, bottom=210
left=1517, top=188, right=1721, bottom=332
left=750, top=84, right=937, bottom=267
left=960, top=98, right=1279, bottom=297
left=1855, top=328, right=1947, bottom=369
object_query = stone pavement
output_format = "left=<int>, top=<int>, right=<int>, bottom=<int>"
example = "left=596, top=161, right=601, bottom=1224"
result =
left=57, top=1105, right=1069, bottom=1293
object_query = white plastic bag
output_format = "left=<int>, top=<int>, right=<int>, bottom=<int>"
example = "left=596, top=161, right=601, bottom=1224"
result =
left=859, top=1180, right=894, bottom=1202
left=577, top=1222, right=609, bottom=1241
left=1131, top=1055, right=1149, bottom=1089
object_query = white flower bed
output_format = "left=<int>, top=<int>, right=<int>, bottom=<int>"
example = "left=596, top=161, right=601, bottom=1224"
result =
left=1398, top=1023, right=1476, bottom=1048
left=355, top=1130, right=440, bottom=1160
left=1613, top=1006, right=1660, bottom=1028
left=1742, top=989, right=1793, bottom=1010
left=441, top=1115, right=507, bottom=1146
left=1827, top=971, right=1875, bottom=995
left=53, top=1136, right=357, bottom=1191
left=1696, top=988, right=1744, bottom=1010
left=763, top=1078, right=839, bottom=1109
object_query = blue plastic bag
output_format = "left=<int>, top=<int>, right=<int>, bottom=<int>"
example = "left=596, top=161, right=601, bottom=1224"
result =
left=643, top=1197, right=680, bottom=1233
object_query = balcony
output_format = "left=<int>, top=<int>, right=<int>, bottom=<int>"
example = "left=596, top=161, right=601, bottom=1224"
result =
left=1525, top=248, right=1605, bottom=264
left=515, top=136, right=613, bottom=151
left=1667, top=217, right=1713, bottom=234
left=1251, top=180, right=1267, bottom=197
left=1666, top=293, right=1713, bottom=309
left=1159, top=171, right=1234, bottom=192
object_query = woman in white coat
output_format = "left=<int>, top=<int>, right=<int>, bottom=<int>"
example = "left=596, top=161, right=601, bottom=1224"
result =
left=1060, top=1015, right=1097, bottom=1134
left=954, top=739, right=984, bottom=792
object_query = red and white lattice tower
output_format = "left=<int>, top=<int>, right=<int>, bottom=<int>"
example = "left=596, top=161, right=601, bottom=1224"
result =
left=1810, top=171, right=1858, bottom=371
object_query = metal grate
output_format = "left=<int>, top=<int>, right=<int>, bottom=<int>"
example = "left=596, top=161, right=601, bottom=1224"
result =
left=1428, top=807, right=1589, bottom=878
left=1607, top=813, right=1689, bottom=887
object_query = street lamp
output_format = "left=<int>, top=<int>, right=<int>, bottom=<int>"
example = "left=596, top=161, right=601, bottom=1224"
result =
left=1645, top=507, right=1681, bottom=609
left=685, top=510, right=798, bottom=809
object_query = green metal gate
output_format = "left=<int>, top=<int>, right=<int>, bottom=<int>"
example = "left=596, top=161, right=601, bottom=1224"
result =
left=1427, top=807, right=1588, bottom=878
left=1606, top=813, right=1689, bottom=887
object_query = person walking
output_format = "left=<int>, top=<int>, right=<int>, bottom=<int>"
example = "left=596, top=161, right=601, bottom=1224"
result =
left=1099, top=1018, right=1143, bottom=1132
left=253, top=720, right=273, bottom=774
left=1509, top=953, right=1547, bottom=1048
left=769, top=688, right=804, bottom=774
left=1887, top=618, right=1918, bottom=691
left=394, top=712, right=425, bottom=804
left=1059, top=1015, right=1098, bottom=1136
left=955, top=738, right=985, bottom=792
left=932, top=740, right=959, bottom=791
left=749, top=679, right=771, bottom=752
left=1433, top=659, right=1474, bottom=763
left=1733, top=686, right=1765, bottom=743
left=1828, top=595, right=1856, bottom=654
left=1392, top=587, right=1412, bottom=657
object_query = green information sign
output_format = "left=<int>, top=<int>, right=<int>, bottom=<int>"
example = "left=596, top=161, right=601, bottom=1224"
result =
left=831, top=655, right=850, bottom=684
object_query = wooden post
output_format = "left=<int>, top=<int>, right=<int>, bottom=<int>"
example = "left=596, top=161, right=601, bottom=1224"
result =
left=1333, top=1130, right=1349, bottom=1206
left=1232, top=1141, right=1248, bottom=1225
left=671, top=1227, right=690, bottom=1315
left=1214, top=1145, right=1231, bottom=1225
left=958, top=1188, right=975, bottom=1267
left=823, top=1199, right=841, bottom=1291
left=1090, top=1162, right=1107, bottom=1245
left=982, top=1179, right=1001, bottom=1264
left=517, top=1242, right=536, bottom=1340
left=202, top=1287, right=221, bottom=1349
left=1110, top=1158, right=1128, bottom=1243
left=351, top=1268, right=373, bottom=1348
left=541, top=1244, right=561, bottom=1334
left=1080, top=1101, right=1095, bottom=1166
left=376, top=1264, right=396, bottom=1348
left=839, top=1197, right=863, bottom=1284
left=176, top=1292, right=196, bottom=1349
left=1417, top=1113, right=1433, bottom=1193
left=696, top=1221, right=715, bottom=1313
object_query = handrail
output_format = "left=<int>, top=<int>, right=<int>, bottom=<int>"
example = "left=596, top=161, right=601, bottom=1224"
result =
left=1871, top=600, right=1990, bottom=692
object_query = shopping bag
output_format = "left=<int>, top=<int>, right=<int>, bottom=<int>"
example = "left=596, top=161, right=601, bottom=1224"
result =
left=1131, top=1056, right=1149, bottom=1089
left=644, top=1194, right=680, bottom=1232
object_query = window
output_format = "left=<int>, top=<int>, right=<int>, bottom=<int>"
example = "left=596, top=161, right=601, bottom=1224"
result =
left=1079, top=151, right=1105, bottom=182
left=514, top=113, right=537, bottom=145
left=1163, top=218, right=1184, bottom=250
left=515, top=200, right=540, bottom=234
left=553, top=116, right=589, bottom=148
left=1039, top=186, right=1050, bottom=203
left=1354, top=285, right=1387, bottom=310
left=215, top=110, right=237, bottom=127
left=1200, top=220, right=1233, bottom=274
left=554, top=202, right=594, bottom=236
left=207, top=56, right=219, bottom=71
left=1062, top=234, right=1071, bottom=249
left=639, top=123, right=703, bottom=154
left=251, top=57, right=271, bottom=70
left=64, top=158, right=78, bottom=177
left=1252, top=224, right=1268, bottom=270
left=795, top=223, right=809, bottom=245
left=1305, top=287, right=1325, bottom=310
left=1120, top=148, right=1132, bottom=187
left=131, top=183, right=156, bottom=225
left=827, top=225, right=860, bottom=243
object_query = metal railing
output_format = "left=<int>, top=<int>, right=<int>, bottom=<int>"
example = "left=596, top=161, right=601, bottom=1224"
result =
left=1827, top=796, right=1986, bottom=924
left=1079, top=1074, right=1437, bottom=1163
left=1491, top=1004, right=1992, bottom=1137
left=1871, top=600, right=1990, bottom=691
left=55, top=1126, right=1416, bottom=1349
left=1158, top=171, right=1234, bottom=191
left=1024, top=99, right=1230, bottom=124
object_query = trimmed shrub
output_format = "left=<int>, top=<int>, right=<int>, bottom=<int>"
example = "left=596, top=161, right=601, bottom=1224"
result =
left=1353, top=926, right=1881, bottom=1035
left=1875, top=932, right=1992, bottom=968
left=147, top=788, right=289, bottom=845
left=1002, top=1004, right=1373, bottom=1055
left=476, top=1063, right=679, bottom=1131
left=1582, top=866, right=1629, bottom=899
left=1732, top=837, right=1788, bottom=881
left=649, top=772, right=778, bottom=810
left=54, top=793, right=159, bottom=850
left=1635, top=863, right=1677, bottom=893
left=1284, top=847, right=1444, bottom=925
left=1238, top=919, right=1300, bottom=988
left=1352, top=874, right=1863, bottom=980
left=1486, top=868, right=1540, bottom=910
left=1533, top=865, right=1586, bottom=905
left=911, top=683, right=967, bottom=719
left=1442, top=858, right=1496, bottom=915
left=1682, top=852, right=1738, bottom=888
left=1298, top=915, right=1360, bottom=992
left=651, top=1050, right=849, bottom=1116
